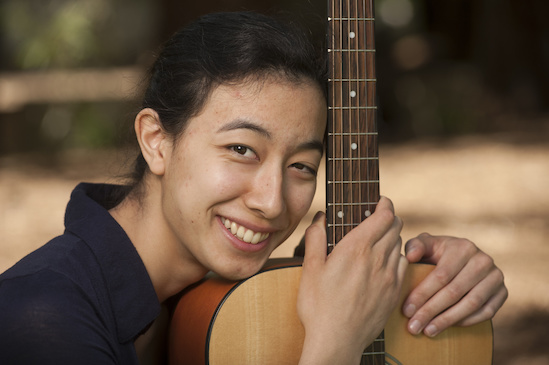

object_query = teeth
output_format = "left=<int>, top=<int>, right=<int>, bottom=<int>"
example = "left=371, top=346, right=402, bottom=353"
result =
left=221, top=217, right=270, bottom=244
left=251, top=232, right=262, bottom=244
left=231, top=222, right=238, bottom=235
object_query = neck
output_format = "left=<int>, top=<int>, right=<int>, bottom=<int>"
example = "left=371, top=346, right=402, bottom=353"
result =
left=109, top=179, right=208, bottom=302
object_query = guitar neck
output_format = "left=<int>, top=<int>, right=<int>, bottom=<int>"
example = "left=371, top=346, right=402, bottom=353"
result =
left=326, top=0, right=379, bottom=250
left=326, top=1, right=382, bottom=363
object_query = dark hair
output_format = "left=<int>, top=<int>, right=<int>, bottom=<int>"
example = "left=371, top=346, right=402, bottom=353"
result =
left=127, top=11, right=326, bottom=196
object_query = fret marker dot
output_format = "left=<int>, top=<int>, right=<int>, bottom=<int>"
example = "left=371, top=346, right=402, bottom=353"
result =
left=349, top=31, right=356, bottom=39
left=364, top=210, right=372, bottom=217
left=350, top=90, right=357, bottom=98
left=351, top=143, right=358, bottom=150
left=337, top=211, right=344, bottom=219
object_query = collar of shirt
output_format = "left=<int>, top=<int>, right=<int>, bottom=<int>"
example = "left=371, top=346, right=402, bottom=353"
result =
left=64, top=183, right=160, bottom=343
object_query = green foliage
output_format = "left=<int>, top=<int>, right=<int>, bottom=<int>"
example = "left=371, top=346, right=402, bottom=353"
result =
left=2, top=0, right=112, bottom=69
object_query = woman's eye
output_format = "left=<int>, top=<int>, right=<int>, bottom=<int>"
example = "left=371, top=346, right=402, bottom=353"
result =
left=291, top=163, right=317, bottom=176
left=230, top=145, right=256, bottom=159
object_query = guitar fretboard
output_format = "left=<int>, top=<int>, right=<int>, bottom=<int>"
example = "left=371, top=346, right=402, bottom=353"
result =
left=327, top=0, right=382, bottom=363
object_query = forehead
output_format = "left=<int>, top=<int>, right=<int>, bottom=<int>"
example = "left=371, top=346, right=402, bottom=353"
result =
left=187, top=78, right=327, bottom=140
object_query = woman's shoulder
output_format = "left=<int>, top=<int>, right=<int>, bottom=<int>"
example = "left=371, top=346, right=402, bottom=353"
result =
left=0, top=267, right=119, bottom=364
left=0, top=233, right=112, bottom=328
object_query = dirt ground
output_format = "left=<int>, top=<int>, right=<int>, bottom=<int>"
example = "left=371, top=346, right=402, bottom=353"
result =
left=1, top=133, right=548, bottom=364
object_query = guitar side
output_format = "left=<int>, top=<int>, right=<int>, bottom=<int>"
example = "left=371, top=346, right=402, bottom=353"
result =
left=168, top=259, right=492, bottom=364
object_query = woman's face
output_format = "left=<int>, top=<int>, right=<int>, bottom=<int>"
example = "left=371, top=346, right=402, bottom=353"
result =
left=160, top=78, right=326, bottom=280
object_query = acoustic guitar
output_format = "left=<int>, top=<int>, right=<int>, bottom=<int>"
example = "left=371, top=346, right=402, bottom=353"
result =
left=168, top=0, right=493, bottom=363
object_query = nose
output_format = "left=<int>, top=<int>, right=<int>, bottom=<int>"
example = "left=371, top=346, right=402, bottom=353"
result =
left=243, top=165, right=286, bottom=219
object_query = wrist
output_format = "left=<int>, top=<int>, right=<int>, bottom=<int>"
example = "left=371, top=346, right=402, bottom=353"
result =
left=299, top=333, right=363, bottom=365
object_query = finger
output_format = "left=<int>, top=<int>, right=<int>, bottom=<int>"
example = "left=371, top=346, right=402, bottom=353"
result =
left=374, top=218, right=404, bottom=267
left=406, top=253, right=499, bottom=335
left=404, top=234, right=429, bottom=263
left=421, top=268, right=507, bottom=336
left=456, top=283, right=508, bottom=327
left=353, top=196, right=396, bottom=245
left=389, top=233, right=408, bottom=288
left=402, top=240, right=477, bottom=318
left=405, top=233, right=444, bottom=264
left=302, top=211, right=327, bottom=271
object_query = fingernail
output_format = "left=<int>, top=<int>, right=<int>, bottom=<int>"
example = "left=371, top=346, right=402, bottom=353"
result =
left=409, top=320, right=422, bottom=335
left=405, top=245, right=416, bottom=256
left=403, top=304, right=416, bottom=318
left=312, top=211, right=324, bottom=223
left=424, top=324, right=438, bottom=337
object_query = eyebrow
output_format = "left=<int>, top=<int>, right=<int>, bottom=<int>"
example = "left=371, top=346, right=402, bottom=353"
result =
left=218, top=119, right=324, bottom=155
left=298, top=140, right=325, bottom=156
left=217, top=120, right=271, bottom=139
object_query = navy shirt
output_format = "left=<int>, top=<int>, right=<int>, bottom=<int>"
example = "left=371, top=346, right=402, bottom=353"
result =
left=0, top=183, right=160, bottom=364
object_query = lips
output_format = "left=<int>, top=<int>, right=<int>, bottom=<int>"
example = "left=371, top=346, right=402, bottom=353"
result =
left=220, top=217, right=270, bottom=244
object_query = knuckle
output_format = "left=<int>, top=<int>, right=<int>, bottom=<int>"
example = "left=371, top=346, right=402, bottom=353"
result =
left=432, top=267, right=452, bottom=286
left=445, top=284, right=465, bottom=303
left=395, top=216, right=404, bottom=230
left=463, top=240, right=480, bottom=256
left=305, top=222, right=321, bottom=236
left=476, top=252, right=495, bottom=269
left=377, top=207, right=395, bottom=224
left=465, top=292, right=486, bottom=312
left=481, top=304, right=497, bottom=320
left=496, top=268, right=505, bottom=282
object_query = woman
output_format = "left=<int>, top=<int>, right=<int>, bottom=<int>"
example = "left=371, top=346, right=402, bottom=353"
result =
left=0, top=11, right=507, bottom=364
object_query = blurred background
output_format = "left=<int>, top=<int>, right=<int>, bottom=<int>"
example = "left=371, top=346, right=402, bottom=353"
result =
left=1, top=0, right=548, bottom=363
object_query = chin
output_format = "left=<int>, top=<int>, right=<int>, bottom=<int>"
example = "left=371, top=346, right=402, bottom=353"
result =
left=214, top=260, right=266, bottom=282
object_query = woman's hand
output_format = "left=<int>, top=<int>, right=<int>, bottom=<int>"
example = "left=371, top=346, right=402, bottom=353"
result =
left=297, top=197, right=408, bottom=364
left=403, top=233, right=508, bottom=337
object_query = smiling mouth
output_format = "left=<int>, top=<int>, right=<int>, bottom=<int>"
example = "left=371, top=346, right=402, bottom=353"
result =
left=221, top=217, right=270, bottom=244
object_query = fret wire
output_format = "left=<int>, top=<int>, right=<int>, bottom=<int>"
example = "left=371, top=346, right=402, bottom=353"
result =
left=329, top=158, right=378, bottom=162
left=328, top=106, right=377, bottom=110
left=361, top=352, right=385, bottom=356
left=328, top=17, right=375, bottom=21
left=328, top=223, right=360, bottom=228
left=328, top=202, right=379, bottom=206
left=328, top=132, right=378, bottom=136
left=328, top=78, right=376, bottom=81
left=328, top=180, right=380, bottom=184
left=328, top=49, right=375, bottom=52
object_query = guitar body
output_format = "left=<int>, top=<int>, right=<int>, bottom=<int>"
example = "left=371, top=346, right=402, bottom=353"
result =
left=169, top=258, right=493, bottom=364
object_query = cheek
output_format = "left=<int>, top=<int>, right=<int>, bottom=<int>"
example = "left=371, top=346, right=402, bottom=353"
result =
left=288, top=183, right=317, bottom=220
left=206, top=164, right=249, bottom=200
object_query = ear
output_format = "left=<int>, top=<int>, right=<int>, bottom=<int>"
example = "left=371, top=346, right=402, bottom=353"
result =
left=135, top=108, right=170, bottom=176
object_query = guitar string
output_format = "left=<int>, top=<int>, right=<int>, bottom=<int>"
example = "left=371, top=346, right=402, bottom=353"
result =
left=353, top=0, right=366, bottom=364
left=355, top=0, right=368, bottom=363
left=347, top=0, right=352, bottom=237
left=329, top=0, right=335, bottom=252
left=329, top=0, right=337, bottom=249
left=339, top=0, right=343, bottom=249
left=355, top=0, right=360, bottom=233
left=371, top=0, right=386, bottom=360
